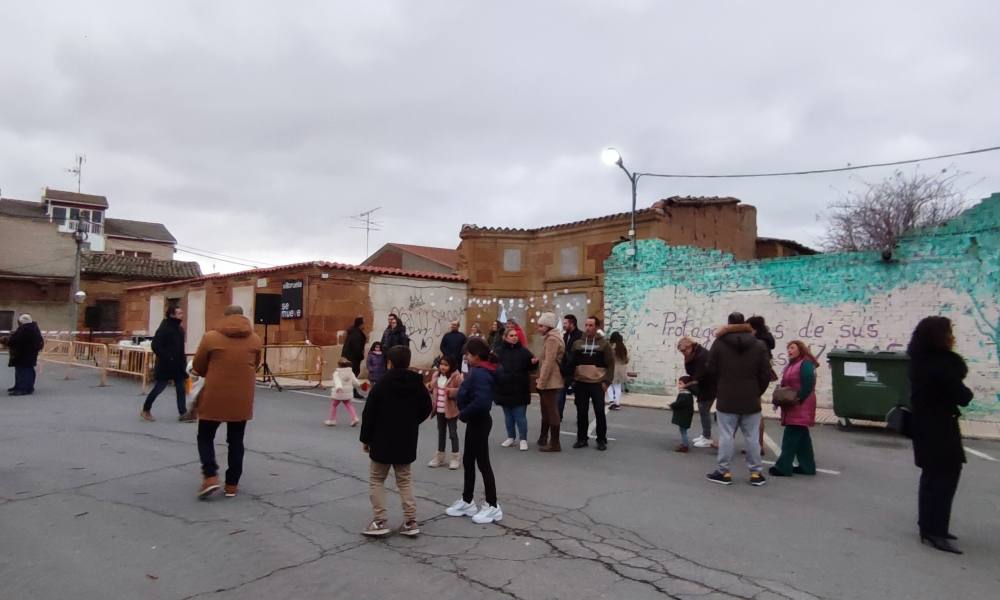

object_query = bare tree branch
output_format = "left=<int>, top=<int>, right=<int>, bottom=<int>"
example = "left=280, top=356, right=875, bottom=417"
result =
left=819, top=167, right=969, bottom=251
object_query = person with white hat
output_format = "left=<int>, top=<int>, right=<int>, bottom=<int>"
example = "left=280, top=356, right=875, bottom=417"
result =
left=535, top=312, right=565, bottom=452
left=7, top=314, right=44, bottom=396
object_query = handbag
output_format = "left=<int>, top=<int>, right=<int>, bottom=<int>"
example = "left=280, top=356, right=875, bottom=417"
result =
left=886, top=405, right=913, bottom=438
left=771, top=386, right=799, bottom=408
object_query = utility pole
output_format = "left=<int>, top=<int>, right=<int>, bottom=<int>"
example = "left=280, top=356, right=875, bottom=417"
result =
left=69, top=228, right=87, bottom=339
left=67, top=154, right=85, bottom=193
left=350, top=207, right=382, bottom=258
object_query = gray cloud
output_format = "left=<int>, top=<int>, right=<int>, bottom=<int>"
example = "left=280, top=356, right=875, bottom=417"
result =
left=2, top=1, right=998, bottom=271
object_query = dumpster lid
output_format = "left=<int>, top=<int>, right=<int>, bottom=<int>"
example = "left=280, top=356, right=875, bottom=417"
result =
left=827, top=350, right=909, bottom=360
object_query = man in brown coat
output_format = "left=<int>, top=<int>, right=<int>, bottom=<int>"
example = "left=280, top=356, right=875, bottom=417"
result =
left=192, top=305, right=263, bottom=499
left=535, top=312, right=565, bottom=452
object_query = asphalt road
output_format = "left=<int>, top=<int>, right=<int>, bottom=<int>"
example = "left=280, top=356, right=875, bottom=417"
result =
left=1, top=368, right=998, bottom=600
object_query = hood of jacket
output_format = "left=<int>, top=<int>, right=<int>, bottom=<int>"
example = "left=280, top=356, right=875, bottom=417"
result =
left=715, top=324, right=756, bottom=354
left=218, top=314, right=253, bottom=338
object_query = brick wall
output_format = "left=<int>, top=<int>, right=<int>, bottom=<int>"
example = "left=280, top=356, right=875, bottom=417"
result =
left=104, top=238, right=174, bottom=260
left=604, top=193, right=1000, bottom=424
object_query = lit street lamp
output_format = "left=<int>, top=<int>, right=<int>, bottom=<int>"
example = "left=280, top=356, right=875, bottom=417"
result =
left=602, top=147, right=640, bottom=257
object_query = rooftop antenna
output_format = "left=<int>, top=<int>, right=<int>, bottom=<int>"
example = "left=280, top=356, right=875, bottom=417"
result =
left=66, top=154, right=86, bottom=192
left=350, top=206, right=382, bottom=258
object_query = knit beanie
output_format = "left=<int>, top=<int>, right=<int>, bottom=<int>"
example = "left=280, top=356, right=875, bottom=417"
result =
left=537, top=312, right=557, bottom=329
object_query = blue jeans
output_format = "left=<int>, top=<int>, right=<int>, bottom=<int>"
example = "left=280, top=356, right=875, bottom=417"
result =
left=13, top=366, right=36, bottom=393
left=143, top=378, right=187, bottom=415
left=716, top=411, right=763, bottom=474
left=503, top=405, right=528, bottom=441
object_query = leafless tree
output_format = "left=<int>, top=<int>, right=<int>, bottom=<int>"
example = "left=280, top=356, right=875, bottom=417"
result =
left=820, top=168, right=968, bottom=252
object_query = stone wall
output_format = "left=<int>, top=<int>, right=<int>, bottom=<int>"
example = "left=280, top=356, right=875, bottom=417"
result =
left=604, top=193, right=1000, bottom=423
left=369, top=276, right=468, bottom=368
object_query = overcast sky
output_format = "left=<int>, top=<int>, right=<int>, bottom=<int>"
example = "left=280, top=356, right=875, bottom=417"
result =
left=2, top=1, right=998, bottom=274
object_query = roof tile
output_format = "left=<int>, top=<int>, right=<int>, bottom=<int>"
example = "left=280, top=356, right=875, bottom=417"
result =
left=82, top=254, right=202, bottom=280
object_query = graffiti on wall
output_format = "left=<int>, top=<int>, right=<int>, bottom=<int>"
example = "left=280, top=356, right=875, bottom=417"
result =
left=369, top=276, right=468, bottom=368
left=604, top=193, right=1000, bottom=421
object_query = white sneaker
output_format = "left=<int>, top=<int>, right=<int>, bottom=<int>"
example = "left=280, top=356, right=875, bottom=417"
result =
left=519, top=440, right=528, bottom=451
left=323, top=420, right=336, bottom=426
left=445, top=498, right=479, bottom=517
left=693, top=437, right=713, bottom=448
left=692, top=435, right=705, bottom=444
left=500, top=438, right=515, bottom=448
left=472, top=503, right=503, bottom=524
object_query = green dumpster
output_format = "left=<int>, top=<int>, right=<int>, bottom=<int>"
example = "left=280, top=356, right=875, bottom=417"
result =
left=827, top=350, right=910, bottom=425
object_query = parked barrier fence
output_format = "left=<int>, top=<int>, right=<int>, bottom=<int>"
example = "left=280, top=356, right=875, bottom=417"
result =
left=39, top=339, right=110, bottom=386
left=258, top=344, right=325, bottom=386
left=37, top=340, right=324, bottom=392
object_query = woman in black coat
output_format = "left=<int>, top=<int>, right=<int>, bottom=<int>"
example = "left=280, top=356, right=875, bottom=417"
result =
left=494, top=328, right=536, bottom=449
left=380, top=313, right=410, bottom=351
left=907, top=316, right=974, bottom=554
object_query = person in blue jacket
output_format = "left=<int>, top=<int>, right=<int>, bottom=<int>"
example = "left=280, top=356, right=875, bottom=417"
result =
left=445, top=337, right=502, bottom=524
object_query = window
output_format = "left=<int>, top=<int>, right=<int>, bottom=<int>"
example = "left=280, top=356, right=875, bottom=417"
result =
left=502, top=248, right=522, bottom=272
left=97, top=300, right=120, bottom=331
left=560, top=246, right=580, bottom=276
left=51, top=206, right=104, bottom=234
left=0, top=311, right=13, bottom=333
left=115, top=250, right=152, bottom=258
left=51, top=206, right=67, bottom=222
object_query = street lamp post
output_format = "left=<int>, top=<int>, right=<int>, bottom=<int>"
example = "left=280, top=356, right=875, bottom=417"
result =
left=70, top=227, right=88, bottom=339
left=602, top=148, right=641, bottom=258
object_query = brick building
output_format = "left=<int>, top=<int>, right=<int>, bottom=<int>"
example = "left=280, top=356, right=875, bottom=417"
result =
left=362, top=243, right=459, bottom=274
left=121, top=262, right=467, bottom=368
left=0, top=188, right=199, bottom=334
left=457, top=197, right=765, bottom=339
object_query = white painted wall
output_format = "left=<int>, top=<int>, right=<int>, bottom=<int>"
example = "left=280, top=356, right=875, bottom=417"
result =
left=615, top=283, right=999, bottom=420
left=148, top=295, right=164, bottom=334
left=231, top=286, right=254, bottom=319
left=369, top=276, right=468, bottom=368
left=185, top=289, right=206, bottom=354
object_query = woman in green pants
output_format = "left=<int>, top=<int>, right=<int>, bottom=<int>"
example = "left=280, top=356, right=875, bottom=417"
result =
left=770, top=340, right=818, bottom=476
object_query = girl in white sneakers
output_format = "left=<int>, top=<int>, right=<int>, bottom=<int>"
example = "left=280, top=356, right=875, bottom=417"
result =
left=445, top=338, right=502, bottom=524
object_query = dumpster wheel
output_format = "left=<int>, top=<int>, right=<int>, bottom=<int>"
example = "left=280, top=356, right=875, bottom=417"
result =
left=837, top=417, right=852, bottom=430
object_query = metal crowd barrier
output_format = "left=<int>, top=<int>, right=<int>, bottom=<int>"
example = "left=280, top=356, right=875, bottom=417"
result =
left=258, top=344, right=325, bottom=386
left=39, top=339, right=110, bottom=386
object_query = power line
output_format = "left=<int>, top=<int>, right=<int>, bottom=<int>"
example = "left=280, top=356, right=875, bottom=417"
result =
left=174, top=248, right=260, bottom=269
left=638, top=144, right=1000, bottom=179
left=175, top=244, right=276, bottom=267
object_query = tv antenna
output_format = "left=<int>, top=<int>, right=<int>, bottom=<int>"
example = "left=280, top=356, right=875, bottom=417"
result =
left=66, top=154, right=86, bottom=192
left=350, top=206, right=382, bottom=257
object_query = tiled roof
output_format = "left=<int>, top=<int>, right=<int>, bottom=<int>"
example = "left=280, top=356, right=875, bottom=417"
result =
left=104, top=218, right=177, bottom=243
left=756, top=237, right=819, bottom=255
left=461, top=196, right=743, bottom=234
left=125, top=260, right=467, bottom=291
left=82, top=254, right=202, bottom=280
left=44, top=188, right=109, bottom=209
left=0, top=198, right=47, bottom=219
left=379, top=243, right=459, bottom=269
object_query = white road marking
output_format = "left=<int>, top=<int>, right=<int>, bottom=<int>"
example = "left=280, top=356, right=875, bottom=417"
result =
left=763, top=432, right=781, bottom=456
left=761, top=460, right=841, bottom=476
left=559, top=430, right=617, bottom=442
left=762, top=431, right=841, bottom=475
left=964, top=446, right=998, bottom=462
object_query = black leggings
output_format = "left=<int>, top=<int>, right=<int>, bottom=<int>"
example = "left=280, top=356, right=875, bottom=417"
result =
left=437, top=413, right=459, bottom=453
left=462, top=416, right=497, bottom=506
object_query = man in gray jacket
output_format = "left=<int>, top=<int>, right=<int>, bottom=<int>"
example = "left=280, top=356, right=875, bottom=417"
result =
left=705, top=312, right=772, bottom=486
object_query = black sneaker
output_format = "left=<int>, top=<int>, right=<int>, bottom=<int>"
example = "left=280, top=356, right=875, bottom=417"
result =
left=705, top=471, right=733, bottom=485
left=596, top=442, right=607, bottom=451
left=768, top=466, right=790, bottom=477
left=749, top=472, right=767, bottom=486
left=572, top=440, right=588, bottom=449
